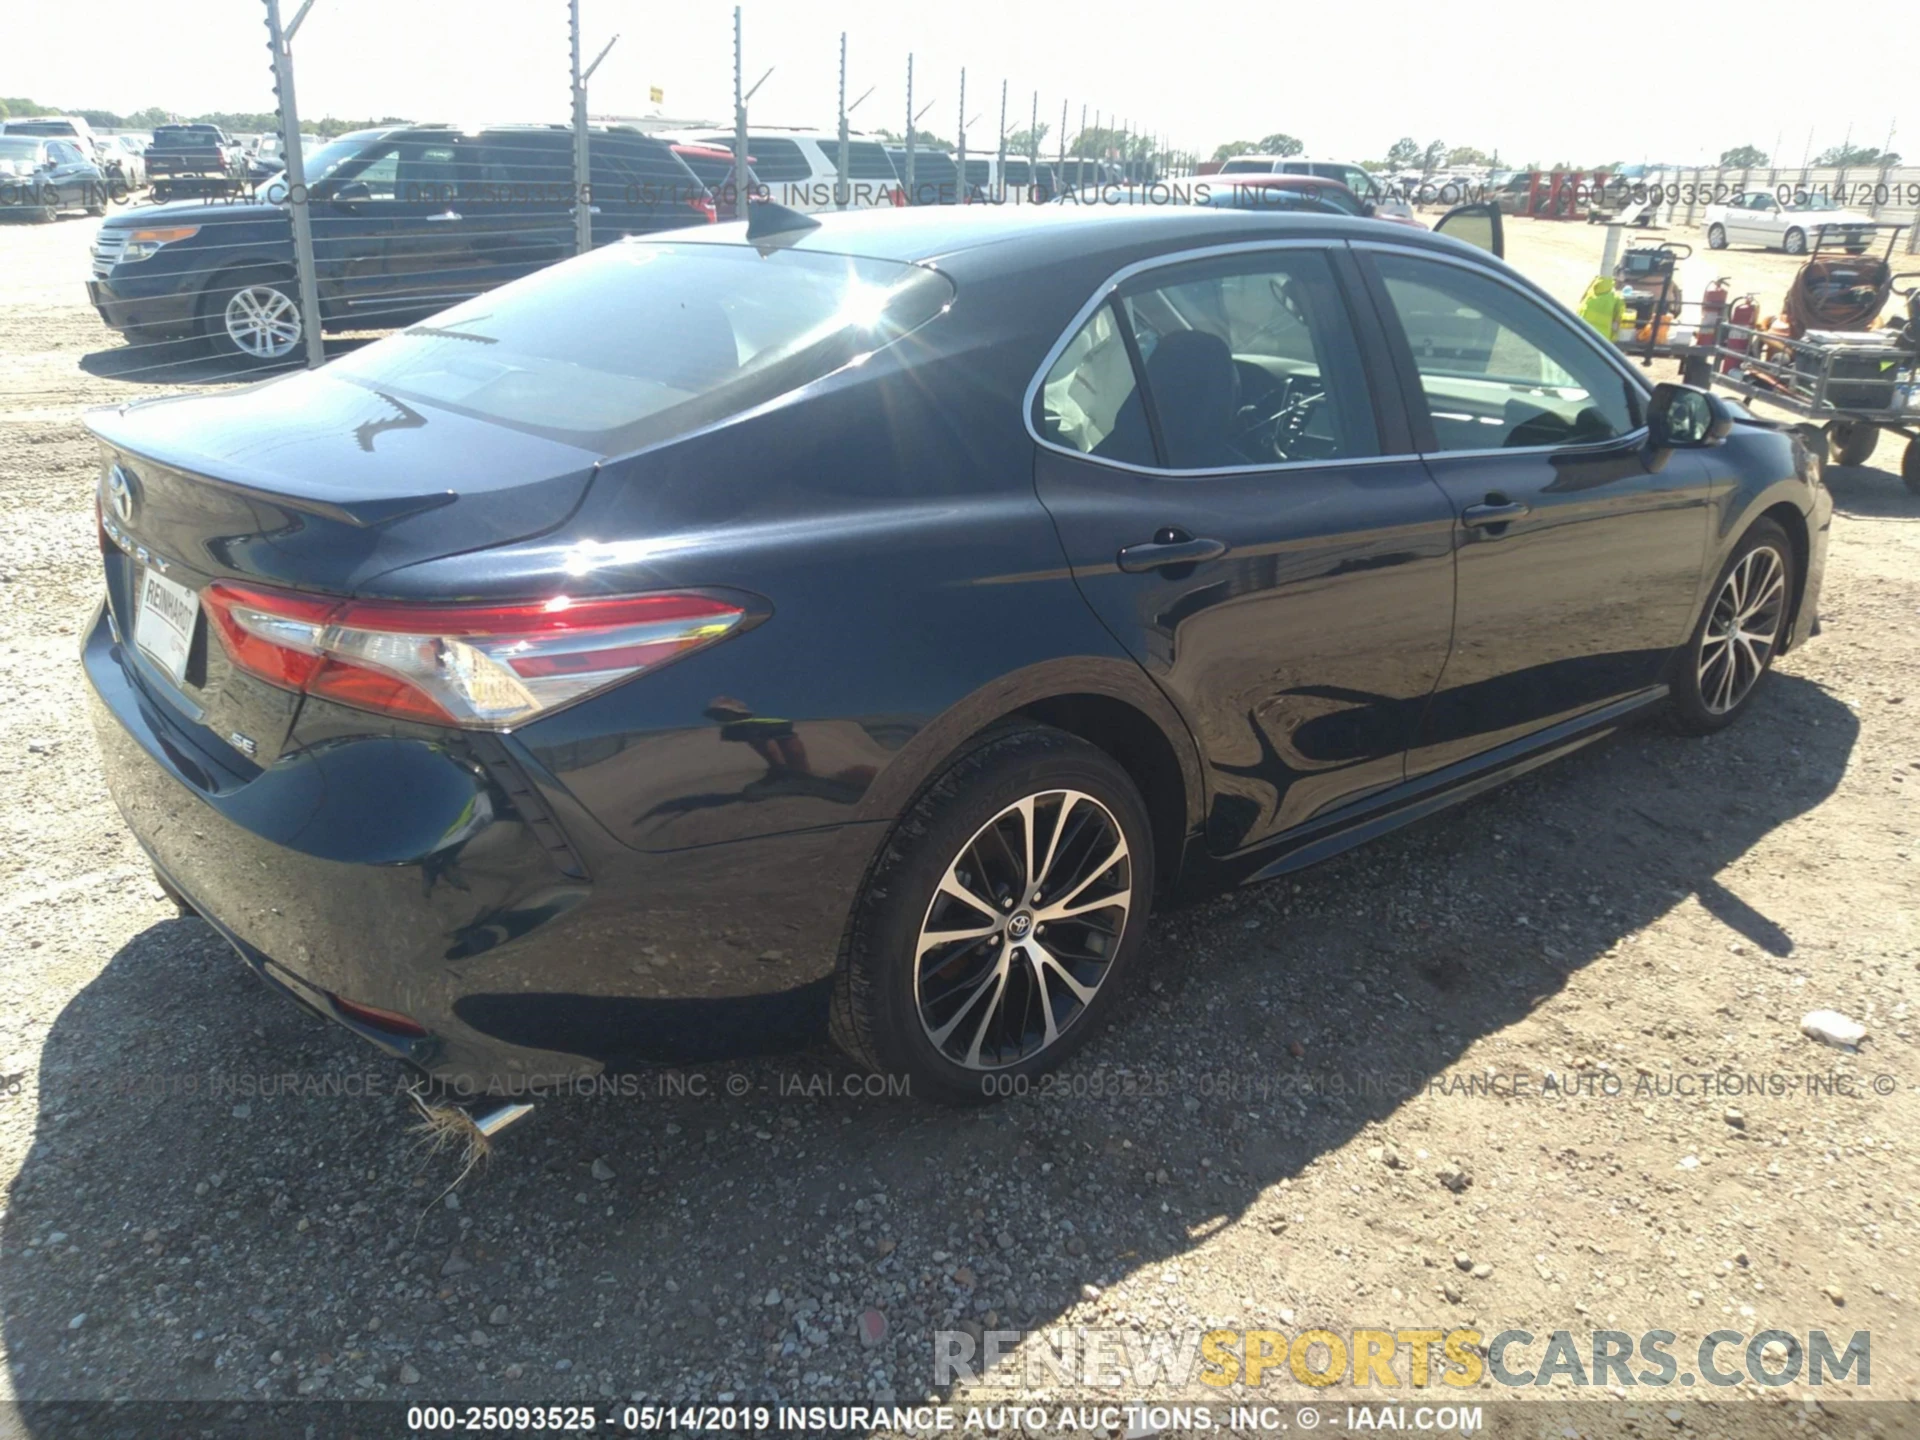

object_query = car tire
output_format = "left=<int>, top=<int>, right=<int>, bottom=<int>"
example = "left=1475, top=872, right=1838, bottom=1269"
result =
left=1827, top=420, right=1878, bottom=468
left=1667, top=518, right=1794, bottom=736
left=1707, top=222, right=1728, bottom=249
left=1904, top=438, right=1920, bottom=496
left=201, top=267, right=305, bottom=366
left=1783, top=227, right=1807, bottom=256
left=829, top=723, right=1155, bottom=1105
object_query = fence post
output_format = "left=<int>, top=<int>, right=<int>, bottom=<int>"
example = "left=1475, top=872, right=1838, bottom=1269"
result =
left=1057, top=99, right=1066, bottom=176
left=956, top=69, right=966, bottom=200
left=733, top=8, right=748, bottom=215
left=995, top=80, right=1007, bottom=202
left=903, top=54, right=915, bottom=203
left=569, top=0, right=591, bottom=254
left=262, top=0, right=325, bottom=370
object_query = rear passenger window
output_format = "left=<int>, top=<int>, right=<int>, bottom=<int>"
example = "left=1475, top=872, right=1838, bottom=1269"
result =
left=844, top=142, right=897, bottom=181
left=1119, top=249, right=1378, bottom=469
left=1037, top=302, right=1156, bottom=467
left=740, top=138, right=810, bottom=182
left=1374, top=253, right=1642, bottom=451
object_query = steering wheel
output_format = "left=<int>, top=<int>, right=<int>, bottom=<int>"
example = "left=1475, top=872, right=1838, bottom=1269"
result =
left=1235, top=374, right=1326, bottom=462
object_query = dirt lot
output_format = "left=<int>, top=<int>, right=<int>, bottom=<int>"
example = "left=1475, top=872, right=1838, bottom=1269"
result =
left=1, top=211, right=1916, bottom=1433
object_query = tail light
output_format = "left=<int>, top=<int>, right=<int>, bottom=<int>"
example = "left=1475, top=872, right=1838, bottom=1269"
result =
left=199, top=583, right=749, bottom=728
left=690, top=194, right=717, bottom=223
left=890, top=185, right=907, bottom=208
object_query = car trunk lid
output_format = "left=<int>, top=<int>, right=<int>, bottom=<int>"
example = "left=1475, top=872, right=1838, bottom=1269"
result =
left=87, top=370, right=601, bottom=766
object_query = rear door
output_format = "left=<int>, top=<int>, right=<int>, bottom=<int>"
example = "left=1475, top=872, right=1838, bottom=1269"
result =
left=465, top=130, right=573, bottom=288
left=1032, top=242, right=1458, bottom=854
left=1356, top=244, right=1710, bottom=772
left=311, top=131, right=479, bottom=325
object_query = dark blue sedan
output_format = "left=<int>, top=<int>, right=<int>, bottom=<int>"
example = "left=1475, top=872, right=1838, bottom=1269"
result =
left=83, top=201, right=1829, bottom=1109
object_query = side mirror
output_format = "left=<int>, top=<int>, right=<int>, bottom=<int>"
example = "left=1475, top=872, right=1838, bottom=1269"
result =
left=1645, top=381, right=1733, bottom=468
left=1432, top=200, right=1504, bottom=259
left=332, top=180, right=372, bottom=204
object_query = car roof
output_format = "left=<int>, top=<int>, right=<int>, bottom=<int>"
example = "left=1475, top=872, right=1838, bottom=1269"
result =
left=653, top=202, right=1477, bottom=273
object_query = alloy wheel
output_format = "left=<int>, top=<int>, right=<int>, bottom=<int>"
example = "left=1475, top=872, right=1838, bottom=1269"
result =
left=914, top=789, right=1132, bottom=1070
left=1698, top=545, right=1786, bottom=714
left=224, top=285, right=302, bottom=360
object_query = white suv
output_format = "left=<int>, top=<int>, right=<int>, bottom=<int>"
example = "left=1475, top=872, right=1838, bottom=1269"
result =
left=694, top=129, right=902, bottom=213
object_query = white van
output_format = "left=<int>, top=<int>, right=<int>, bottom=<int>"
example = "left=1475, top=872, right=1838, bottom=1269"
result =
left=693, top=129, right=902, bottom=213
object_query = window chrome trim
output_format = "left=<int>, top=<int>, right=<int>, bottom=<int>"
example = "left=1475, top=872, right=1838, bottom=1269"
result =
left=1024, top=236, right=1652, bottom=479
left=1022, top=237, right=1404, bottom=480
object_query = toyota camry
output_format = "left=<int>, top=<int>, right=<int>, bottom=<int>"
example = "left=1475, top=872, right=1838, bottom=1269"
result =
left=84, top=201, right=1829, bottom=1107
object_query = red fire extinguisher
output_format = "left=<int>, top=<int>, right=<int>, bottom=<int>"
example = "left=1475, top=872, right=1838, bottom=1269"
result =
left=1722, top=293, right=1760, bottom=373
left=1699, top=276, right=1730, bottom=343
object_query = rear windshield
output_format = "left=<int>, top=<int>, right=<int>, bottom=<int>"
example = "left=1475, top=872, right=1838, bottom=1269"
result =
left=0, top=137, right=42, bottom=160
left=324, top=241, right=953, bottom=452
left=154, top=126, right=220, bottom=144
left=1218, top=158, right=1274, bottom=174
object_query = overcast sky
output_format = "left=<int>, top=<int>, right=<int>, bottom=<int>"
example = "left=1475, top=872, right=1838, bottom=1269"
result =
left=4, top=0, right=1909, bottom=167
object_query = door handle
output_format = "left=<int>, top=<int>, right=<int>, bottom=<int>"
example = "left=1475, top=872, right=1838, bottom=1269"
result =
left=1461, top=499, right=1530, bottom=529
left=1116, top=530, right=1229, bottom=572
left=426, top=210, right=463, bottom=222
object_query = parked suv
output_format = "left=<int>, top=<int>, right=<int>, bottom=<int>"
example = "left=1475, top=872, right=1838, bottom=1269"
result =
left=1, top=115, right=103, bottom=161
left=693, top=129, right=902, bottom=212
left=87, top=124, right=713, bottom=365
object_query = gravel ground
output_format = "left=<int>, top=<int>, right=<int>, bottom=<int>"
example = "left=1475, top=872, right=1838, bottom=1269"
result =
left=1, top=211, right=1916, bottom=1432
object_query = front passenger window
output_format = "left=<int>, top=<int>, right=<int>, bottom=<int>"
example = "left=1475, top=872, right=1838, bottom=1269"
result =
left=1120, top=249, right=1378, bottom=469
left=1375, top=253, right=1641, bottom=452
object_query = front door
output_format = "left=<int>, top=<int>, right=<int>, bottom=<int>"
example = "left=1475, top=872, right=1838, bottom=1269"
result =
left=1032, top=243, right=1458, bottom=854
left=1358, top=246, right=1712, bottom=774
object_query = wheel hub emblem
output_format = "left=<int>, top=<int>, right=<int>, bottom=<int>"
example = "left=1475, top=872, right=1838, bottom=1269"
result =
left=1008, top=912, right=1032, bottom=939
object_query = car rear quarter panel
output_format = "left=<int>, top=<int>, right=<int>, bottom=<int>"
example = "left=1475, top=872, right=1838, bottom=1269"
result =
left=364, top=265, right=1207, bottom=877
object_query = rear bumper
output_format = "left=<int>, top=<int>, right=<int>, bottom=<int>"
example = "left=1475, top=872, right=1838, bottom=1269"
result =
left=82, top=602, right=872, bottom=1092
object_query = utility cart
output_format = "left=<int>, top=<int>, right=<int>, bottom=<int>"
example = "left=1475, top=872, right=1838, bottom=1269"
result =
left=1686, top=226, right=1920, bottom=492
left=1700, top=301, right=1920, bottom=491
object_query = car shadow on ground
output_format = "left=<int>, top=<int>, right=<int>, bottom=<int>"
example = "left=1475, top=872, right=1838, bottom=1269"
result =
left=1823, top=456, right=1919, bottom=519
left=0, top=674, right=1858, bottom=1411
left=79, top=336, right=374, bottom=389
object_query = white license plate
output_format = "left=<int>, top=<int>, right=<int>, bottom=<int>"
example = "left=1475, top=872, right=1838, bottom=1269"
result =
left=134, top=567, right=200, bottom=686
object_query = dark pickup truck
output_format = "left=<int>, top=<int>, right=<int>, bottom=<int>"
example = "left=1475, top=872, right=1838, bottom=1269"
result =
left=145, top=124, right=240, bottom=198
left=89, top=123, right=714, bottom=366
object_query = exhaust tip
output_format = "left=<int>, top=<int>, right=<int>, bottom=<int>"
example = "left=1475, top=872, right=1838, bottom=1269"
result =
left=467, top=1101, right=535, bottom=1139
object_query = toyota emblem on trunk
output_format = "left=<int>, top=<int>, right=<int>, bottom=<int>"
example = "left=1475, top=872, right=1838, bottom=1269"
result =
left=107, top=464, right=135, bottom=524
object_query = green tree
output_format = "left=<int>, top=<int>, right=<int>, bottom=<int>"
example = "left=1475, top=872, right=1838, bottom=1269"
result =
left=1212, top=139, right=1257, bottom=162
left=1384, top=137, right=1421, bottom=170
left=1718, top=144, right=1768, bottom=169
left=1446, top=145, right=1491, bottom=166
left=1004, top=122, right=1049, bottom=157
left=1255, top=132, right=1303, bottom=157
left=1419, top=139, right=1447, bottom=176
left=1814, top=142, right=1900, bottom=167
left=875, top=127, right=951, bottom=151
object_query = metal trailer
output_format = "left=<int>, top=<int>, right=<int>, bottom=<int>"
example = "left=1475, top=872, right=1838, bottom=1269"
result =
left=1693, top=310, right=1920, bottom=492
